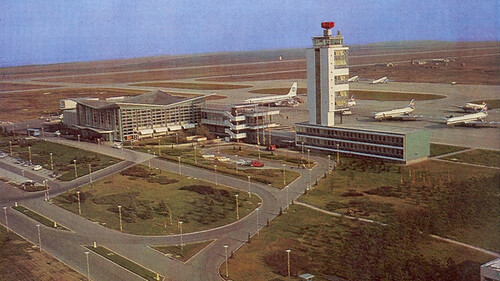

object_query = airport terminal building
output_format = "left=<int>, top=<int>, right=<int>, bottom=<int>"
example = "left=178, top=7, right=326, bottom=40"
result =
left=70, top=90, right=206, bottom=142
left=295, top=22, right=429, bottom=164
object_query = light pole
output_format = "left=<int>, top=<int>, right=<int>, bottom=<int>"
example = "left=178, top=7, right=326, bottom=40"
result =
left=3, top=207, right=8, bottom=232
left=301, top=141, right=304, bottom=155
left=328, top=155, right=331, bottom=171
left=309, top=168, right=312, bottom=190
left=214, top=165, right=218, bottom=186
left=73, top=159, right=78, bottom=179
left=235, top=194, right=239, bottom=220
left=179, top=221, right=184, bottom=250
left=217, top=137, right=220, bottom=154
left=282, top=164, right=286, bottom=186
left=85, top=251, right=90, bottom=281
left=235, top=155, right=238, bottom=173
left=36, top=224, right=42, bottom=252
left=76, top=191, right=81, bottom=215
left=194, top=146, right=197, bottom=164
left=256, top=207, right=260, bottom=235
left=88, top=164, right=92, bottom=186
left=9, top=141, right=12, bottom=156
left=307, top=149, right=310, bottom=167
left=50, top=152, right=54, bottom=171
left=224, top=245, right=229, bottom=278
left=178, top=156, right=181, bottom=175
left=286, top=185, right=289, bottom=208
left=148, top=149, right=151, bottom=169
left=286, top=249, right=291, bottom=277
left=158, top=139, right=161, bottom=156
left=336, top=143, right=340, bottom=163
left=77, top=134, right=80, bottom=142
left=28, top=146, right=32, bottom=163
left=44, top=180, right=50, bottom=201
left=247, top=176, right=251, bottom=198
left=118, top=205, right=123, bottom=231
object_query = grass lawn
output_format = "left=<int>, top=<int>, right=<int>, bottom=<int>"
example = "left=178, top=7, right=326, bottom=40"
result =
left=53, top=165, right=261, bottom=235
left=86, top=246, right=161, bottom=281
left=443, top=149, right=500, bottom=168
left=13, top=206, right=68, bottom=231
left=299, top=157, right=500, bottom=252
left=221, top=146, right=315, bottom=168
left=133, top=146, right=301, bottom=189
left=225, top=205, right=494, bottom=281
left=0, top=226, right=85, bottom=281
left=349, top=90, right=445, bottom=101
left=0, top=138, right=120, bottom=181
left=430, top=143, right=468, bottom=157
left=151, top=240, right=213, bottom=262
left=130, top=81, right=252, bottom=90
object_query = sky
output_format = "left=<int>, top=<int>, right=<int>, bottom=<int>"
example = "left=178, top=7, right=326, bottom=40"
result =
left=0, top=0, right=498, bottom=67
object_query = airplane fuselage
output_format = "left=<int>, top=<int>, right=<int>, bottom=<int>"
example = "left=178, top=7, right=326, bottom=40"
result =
left=374, top=106, right=414, bottom=120
left=446, top=111, right=488, bottom=126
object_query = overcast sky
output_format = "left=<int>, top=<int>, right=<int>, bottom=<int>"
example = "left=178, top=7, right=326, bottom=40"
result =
left=0, top=0, right=498, bottom=67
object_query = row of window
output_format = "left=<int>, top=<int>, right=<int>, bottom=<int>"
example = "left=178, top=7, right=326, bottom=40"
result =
left=298, top=127, right=404, bottom=147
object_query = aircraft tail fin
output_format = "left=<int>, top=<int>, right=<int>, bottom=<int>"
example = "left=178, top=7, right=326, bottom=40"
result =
left=481, top=104, right=488, bottom=112
left=287, top=82, right=297, bottom=97
left=408, top=99, right=416, bottom=108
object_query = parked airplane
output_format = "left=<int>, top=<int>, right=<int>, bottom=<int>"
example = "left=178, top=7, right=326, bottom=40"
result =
left=374, top=99, right=419, bottom=121
left=348, top=76, right=359, bottom=82
left=371, top=77, right=389, bottom=84
left=245, top=82, right=298, bottom=106
left=446, top=106, right=489, bottom=126
left=454, top=102, right=487, bottom=113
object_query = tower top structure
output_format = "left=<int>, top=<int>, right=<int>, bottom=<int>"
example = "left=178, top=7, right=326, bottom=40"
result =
left=313, top=21, right=344, bottom=48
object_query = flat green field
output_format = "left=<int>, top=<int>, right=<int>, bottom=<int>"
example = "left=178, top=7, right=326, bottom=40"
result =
left=430, top=143, right=468, bottom=157
left=225, top=205, right=494, bottom=281
left=130, top=81, right=252, bottom=90
left=0, top=138, right=120, bottom=181
left=151, top=240, right=213, bottom=262
left=350, top=90, right=445, bottom=101
left=443, top=149, right=500, bottom=168
left=299, top=158, right=500, bottom=252
left=132, top=145, right=301, bottom=189
left=53, top=166, right=261, bottom=235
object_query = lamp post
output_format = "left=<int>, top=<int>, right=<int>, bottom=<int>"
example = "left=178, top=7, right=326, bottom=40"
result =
left=36, top=224, right=41, bottom=252
left=73, top=159, right=78, bottom=179
left=44, top=180, right=50, bottom=201
left=247, top=176, right=251, bottom=198
left=158, top=139, right=161, bottom=156
left=88, top=164, right=92, bottom=186
left=178, top=156, right=181, bottom=175
left=214, top=165, right=218, bottom=186
left=286, top=249, right=291, bottom=277
left=224, top=245, right=229, bottom=278
left=336, top=143, right=340, bottom=163
left=194, top=146, right=197, bottom=164
left=235, top=194, right=239, bottom=220
left=235, top=155, right=238, bottom=173
left=9, top=141, right=12, bottom=156
left=28, top=146, right=32, bottom=163
left=148, top=149, right=151, bottom=169
left=328, top=155, right=331, bottom=171
left=49, top=153, right=54, bottom=170
left=118, top=205, right=123, bottom=231
left=3, top=207, right=8, bottom=232
left=256, top=207, right=260, bottom=235
left=76, top=191, right=81, bottom=215
left=179, top=221, right=184, bottom=250
left=309, top=168, right=312, bottom=190
left=85, top=251, right=90, bottom=281
left=286, top=185, right=289, bottom=208
left=307, top=149, right=310, bottom=166
left=77, top=134, right=80, bottom=142
left=301, top=141, right=304, bottom=155
left=282, top=164, right=286, bottom=186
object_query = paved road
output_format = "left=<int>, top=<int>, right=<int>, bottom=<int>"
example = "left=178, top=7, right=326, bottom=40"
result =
left=0, top=138, right=330, bottom=281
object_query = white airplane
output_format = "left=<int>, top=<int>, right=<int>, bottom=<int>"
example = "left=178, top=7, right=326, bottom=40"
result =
left=371, top=77, right=389, bottom=84
left=446, top=106, right=488, bottom=126
left=245, top=82, right=297, bottom=106
left=348, top=76, right=359, bottom=82
left=454, top=102, right=487, bottom=113
left=374, top=99, right=419, bottom=121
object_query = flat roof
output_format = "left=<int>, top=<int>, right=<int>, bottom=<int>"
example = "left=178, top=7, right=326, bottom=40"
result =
left=296, top=122, right=426, bottom=135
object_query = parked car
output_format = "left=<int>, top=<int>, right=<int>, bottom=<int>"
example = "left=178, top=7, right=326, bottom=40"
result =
left=0, top=152, right=8, bottom=158
left=23, top=180, right=36, bottom=186
left=236, top=159, right=251, bottom=166
left=33, top=165, right=42, bottom=171
left=250, top=160, right=265, bottom=167
left=49, top=172, right=59, bottom=178
left=112, top=142, right=123, bottom=149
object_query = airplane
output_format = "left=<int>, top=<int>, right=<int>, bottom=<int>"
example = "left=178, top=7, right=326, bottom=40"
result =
left=446, top=106, right=489, bottom=126
left=348, top=76, right=359, bottom=82
left=371, top=77, right=389, bottom=84
left=244, top=82, right=298, bottom=106
left=373, top=99, right=420, bottom=121
left=454, top=102, right=487, bottom=113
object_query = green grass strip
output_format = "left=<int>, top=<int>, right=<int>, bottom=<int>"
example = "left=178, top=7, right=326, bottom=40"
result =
left=430, top=143, right=468, bottom=157
left=151, top=240, right=213, bottom=262
left=12, top=206, right=68, bottom=231
left=86, top=246, right=162, bottom=281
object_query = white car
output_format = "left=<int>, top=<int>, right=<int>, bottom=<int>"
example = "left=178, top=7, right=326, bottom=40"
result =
left=0, top=153, right=7, bottom=158
left=112, top=143, right=123, bottom=149
left=33, top=165, right=43, bottom=171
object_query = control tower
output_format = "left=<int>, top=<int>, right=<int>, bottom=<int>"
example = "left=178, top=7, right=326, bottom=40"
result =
left=307, top=21, right=349, bottom=126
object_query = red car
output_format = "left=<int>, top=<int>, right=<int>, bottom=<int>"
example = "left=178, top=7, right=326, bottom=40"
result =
left=250, top=160, right=265, bottom=167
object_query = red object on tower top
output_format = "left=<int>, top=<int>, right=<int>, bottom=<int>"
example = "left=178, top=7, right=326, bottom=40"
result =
left=321, top=22, right=335, bottom=29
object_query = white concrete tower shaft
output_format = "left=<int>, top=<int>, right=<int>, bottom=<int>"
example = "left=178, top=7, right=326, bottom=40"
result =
left=307, top=22, right=349, bottom=126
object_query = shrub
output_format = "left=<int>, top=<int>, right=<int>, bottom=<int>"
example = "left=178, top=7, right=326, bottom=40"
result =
left=341, top=189, right=364, bottom=197
left=120, top=166, right=151, bottom=178
left=365, top=186, right=401, bottom=197
left=179, top=185, right=230, bottom=197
